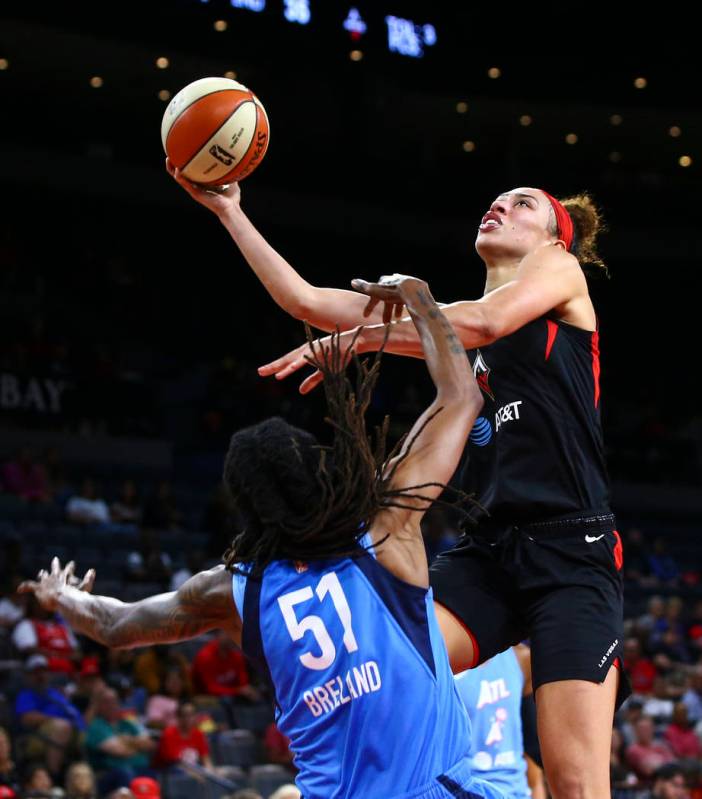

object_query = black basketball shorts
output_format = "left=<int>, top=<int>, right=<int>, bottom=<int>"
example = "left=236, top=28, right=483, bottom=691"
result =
left=430, top=512, right=630, bottom=708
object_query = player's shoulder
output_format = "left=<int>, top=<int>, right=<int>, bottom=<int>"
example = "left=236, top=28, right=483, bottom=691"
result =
left=520, top=244, right=580, bottom=274
left=178, top=565, right=237, bottom=617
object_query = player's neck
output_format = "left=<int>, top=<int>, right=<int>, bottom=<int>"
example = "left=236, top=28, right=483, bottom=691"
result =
left=483, top=259, right=521, bottom=295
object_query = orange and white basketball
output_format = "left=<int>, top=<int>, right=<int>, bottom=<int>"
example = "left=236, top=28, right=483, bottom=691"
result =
left=161, top=77, right=270, bottom=185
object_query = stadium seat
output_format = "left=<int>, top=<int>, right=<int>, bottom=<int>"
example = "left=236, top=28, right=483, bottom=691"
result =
left=0, top=494, right=25, bottom=521
left=49, top=524, right=83, bottom=549
left=163, top=771, right=208, bottom=799
left=215, top=729, right=261, bottom=767
left=121, top=582, right=167, bottom=602
left=205, top=766, right=248, bottom=799
left=17, top=520, right=48, bottom=543
left=249, top=764, right=295, bottom=797
left=233, top=701, right=274, bottom=733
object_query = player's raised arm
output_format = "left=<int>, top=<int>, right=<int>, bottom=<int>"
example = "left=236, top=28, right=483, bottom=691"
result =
left=166, top=159, right=392, bottom=332
left=375, top=275, right=482, bottom=504
left=19, top=560, right=240, bottom=649
left=359, top=275, right=483, bottom=585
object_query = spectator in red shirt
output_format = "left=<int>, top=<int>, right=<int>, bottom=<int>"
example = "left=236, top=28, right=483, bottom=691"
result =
left=191, top=633, right=260, bottom=701
left=12, top=596, right=81, bottom=674
left=154, top=702, right=241, bottom=788
left=624, top=637, right=658, bottom=695
left=154, top=703, right=211, bottom=769
left=626, top=717, right=675, bottom=780
left=663, top=702, right=702, bottom=759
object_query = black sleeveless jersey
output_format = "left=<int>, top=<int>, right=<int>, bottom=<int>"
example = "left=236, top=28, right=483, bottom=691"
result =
left=462, top=316, right=610, bottom=525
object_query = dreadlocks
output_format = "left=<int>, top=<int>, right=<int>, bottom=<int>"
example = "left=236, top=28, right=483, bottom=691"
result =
left=223, top=325, right=469, bottom=574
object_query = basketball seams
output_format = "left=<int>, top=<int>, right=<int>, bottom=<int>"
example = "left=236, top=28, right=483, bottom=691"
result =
left=179, top=98, right=256, bottom=177
left=160, top=76, right=251, bottom=145
left=167, top=92, right=253, bottom=168
left=203, top=102, right=267, bottom=186
left=229, top=101, right=270, bottom=184
left=163, top=89, right=241, bottom=142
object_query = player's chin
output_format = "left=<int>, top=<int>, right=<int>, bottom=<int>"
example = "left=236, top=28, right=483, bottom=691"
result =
left=475, top=233, right=505, bottom=258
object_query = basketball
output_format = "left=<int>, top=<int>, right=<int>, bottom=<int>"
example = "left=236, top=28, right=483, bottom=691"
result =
left=161, top=77, right=270, bottom=185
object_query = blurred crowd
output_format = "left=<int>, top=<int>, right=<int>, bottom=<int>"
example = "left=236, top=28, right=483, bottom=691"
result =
left=1, top=448, right=702, bottom=796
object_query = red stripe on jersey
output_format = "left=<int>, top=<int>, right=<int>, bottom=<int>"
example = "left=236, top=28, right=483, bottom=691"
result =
left=613, top=530, right=623, bottom=571
left=591, top=330, right=601, bottom=408
left=545, top=319, right=559, bottom=360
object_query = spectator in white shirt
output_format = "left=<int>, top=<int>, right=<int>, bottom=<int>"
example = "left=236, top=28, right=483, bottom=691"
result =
left=66, top=479, right=110, bottom=526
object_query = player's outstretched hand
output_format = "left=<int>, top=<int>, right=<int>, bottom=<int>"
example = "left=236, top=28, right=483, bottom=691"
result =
left=258, top=326, right=363, bottom=395
left=351, top=273, right=430, bottom=321
left=18, top=558, right=96, bottom=611
left=166, top=157, right=241, bottom=218
left=259, top=275, right=427, bottom=393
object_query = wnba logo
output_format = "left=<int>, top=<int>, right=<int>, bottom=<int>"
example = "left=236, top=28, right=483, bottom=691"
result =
left=209, top=144, right=234, bottom=166
left=469, top=417, right=492, bottom=447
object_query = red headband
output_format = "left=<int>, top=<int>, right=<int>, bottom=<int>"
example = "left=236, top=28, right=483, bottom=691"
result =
left=540, top=190, right=574, bottom=252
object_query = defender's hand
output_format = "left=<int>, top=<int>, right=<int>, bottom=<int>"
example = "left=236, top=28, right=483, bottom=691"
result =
left=18, top=558, right=96, bottom=611
left=351, top=274, right=431, bottom=321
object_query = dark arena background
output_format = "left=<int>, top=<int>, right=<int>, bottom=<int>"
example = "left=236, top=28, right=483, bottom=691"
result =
left=1, top=3, right=701, bottom=798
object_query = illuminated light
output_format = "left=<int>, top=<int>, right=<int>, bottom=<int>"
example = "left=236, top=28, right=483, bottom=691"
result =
left=462, top=140, right=476, bottom=152
left=669, top=126, right=681, bottom=138
left=158, top=89, right=171, bottom=101
left=0, top=58, right=8, bottom=70
left=231, top=0, right=265, bottom=10
left=456, top=101, right=468, bottom=114
left=423, top=24, right=437, bottom=46
left=89, top=76, right=103, bottom=88
left=214, top=19, right=228, bottom=31
left=349, top=49, right=363, bottom=61
left=156, top=57, right=169, bottom=69
left=679, top=155, right=692, bottom=167
left=487, top=67, right=501, bottom=79
left=386, top=15, right=425, bottom=58
left=284, top=0, right=311, bottom=24
left=565, top=133, right=578, bottom=144
left=634, top=77, right=647, bottom=89
left=519, top=115, right=532, bottom=126
left=609, top=151, right=621, bottom=163
left=344, top=8, right=367, bottom=40
left=224, top=70, right=237, bottom=79
left=609, top=114, right=623, bottom=126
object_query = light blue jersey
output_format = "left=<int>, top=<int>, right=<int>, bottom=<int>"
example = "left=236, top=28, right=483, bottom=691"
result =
left=233, top=539, right=504, bottom=799
left=455, top=649, right=531, bottom=799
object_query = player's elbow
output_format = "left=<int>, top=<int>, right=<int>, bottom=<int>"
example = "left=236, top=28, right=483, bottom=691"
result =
left=287, top=286, right=321, bottom=321
left=287, top=294, right=311, bottom=321
left=477, top=307, right=506, bottom=344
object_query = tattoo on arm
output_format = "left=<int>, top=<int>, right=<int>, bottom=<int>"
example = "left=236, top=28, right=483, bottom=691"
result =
left=60, top=567, right=236, bottom=648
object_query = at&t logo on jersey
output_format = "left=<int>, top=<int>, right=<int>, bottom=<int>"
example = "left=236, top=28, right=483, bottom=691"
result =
left=494, top=400, right=523, bottom=432
left=469, top=417, right=493, bottom=447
